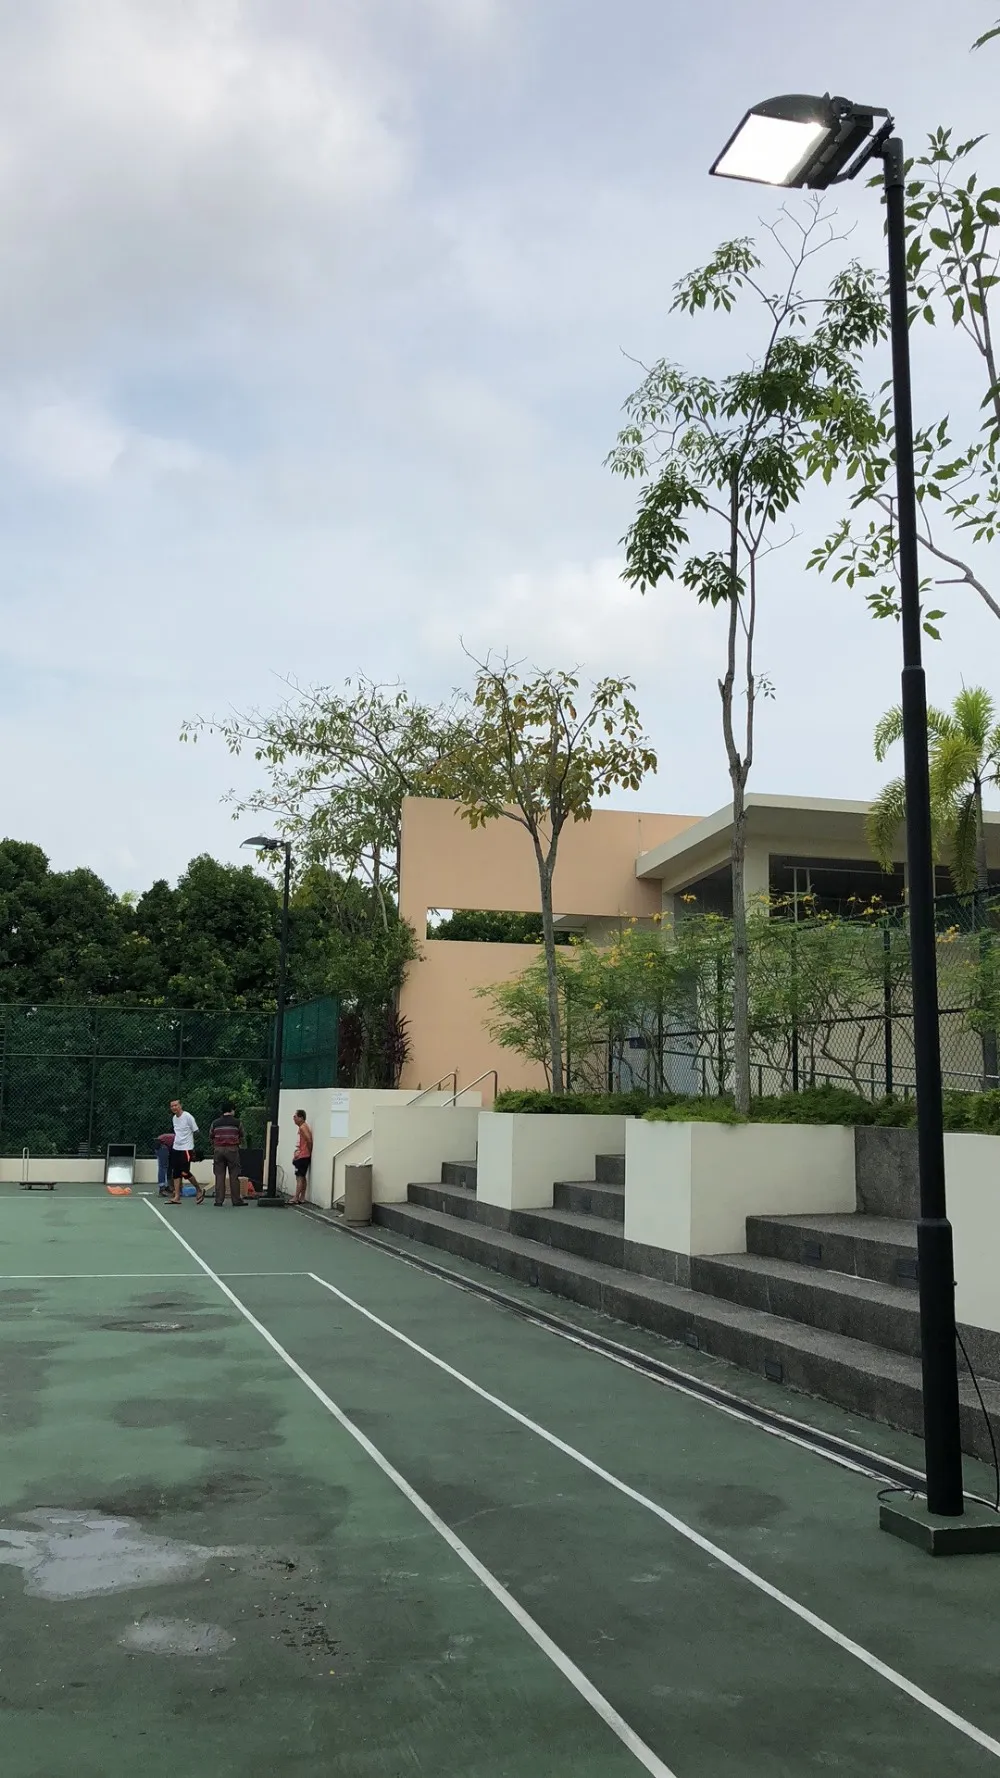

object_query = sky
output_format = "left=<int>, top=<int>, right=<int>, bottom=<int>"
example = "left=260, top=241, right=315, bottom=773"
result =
left=1, top=0, right=998, bottom=892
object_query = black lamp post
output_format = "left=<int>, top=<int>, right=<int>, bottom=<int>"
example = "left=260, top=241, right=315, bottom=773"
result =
left=244, top=835, right=292, bottom=1207
left=711, top=96, right=1000, bottom=1551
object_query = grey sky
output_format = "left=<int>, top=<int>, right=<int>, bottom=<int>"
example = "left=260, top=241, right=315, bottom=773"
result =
left=1, top=0, right=997, bottom=889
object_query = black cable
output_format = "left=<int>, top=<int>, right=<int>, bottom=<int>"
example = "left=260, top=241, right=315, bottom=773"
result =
left=955, top=1327, right=1000, bottom=1513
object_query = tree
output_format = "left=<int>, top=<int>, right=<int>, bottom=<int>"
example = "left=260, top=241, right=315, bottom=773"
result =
left=868, top=687, right=1000, bottom=894
left=812, top=128, right=1000, bottom=632
left=0, top=841, right=135, bottom=1002
left=869, top=686, right=1000, bottom=1087
left=435, top=659, right=656, bottom=1095
left=608, top=211, right=886, bottom=1112
left=183, top=676, right=466, bottom=1081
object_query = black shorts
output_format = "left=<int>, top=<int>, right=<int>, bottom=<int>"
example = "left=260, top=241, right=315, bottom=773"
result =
left=170, top=1149, right=193, bottom=1178
left=293, top=1156, right=311, bottom=1178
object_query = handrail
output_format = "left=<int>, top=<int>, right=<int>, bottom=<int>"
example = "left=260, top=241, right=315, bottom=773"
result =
left=406, top=1071, right=458, bottom=1110
left=448, top=1069, right=497, bottom=1107
left=332, top=1072, right=460, bottom=1170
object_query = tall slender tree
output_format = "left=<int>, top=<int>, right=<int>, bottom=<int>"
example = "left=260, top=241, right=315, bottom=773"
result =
left=608, top=211, right=886, bottom=1111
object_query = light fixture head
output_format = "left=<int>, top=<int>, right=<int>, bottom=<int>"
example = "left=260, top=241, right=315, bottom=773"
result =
left=243, top=834, right=280, bottom=851
left=710, top=93, right=890, bottom=190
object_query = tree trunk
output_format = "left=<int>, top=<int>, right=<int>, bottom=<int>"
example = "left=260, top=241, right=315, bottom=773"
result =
left=730, top=775, right=751, bottom=1114
left=538, top=860, right=564, bottom=1094
left=974, top=778, right=998, bottom=1087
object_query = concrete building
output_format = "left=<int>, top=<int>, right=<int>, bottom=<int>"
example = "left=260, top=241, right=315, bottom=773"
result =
left=397, top=794, right=1000, bottom=1096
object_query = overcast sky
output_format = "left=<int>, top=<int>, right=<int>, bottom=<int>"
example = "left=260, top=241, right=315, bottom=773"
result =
left=1, top=0, right=997, bottom=891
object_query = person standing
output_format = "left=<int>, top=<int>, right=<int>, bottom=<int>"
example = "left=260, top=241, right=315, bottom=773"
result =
left=210, top=1103, right=246, bottom=1207
left=292, top=1109, right=313, bottom=1205
left=168, top=1099, right=203, bottom=1205
left=154, top=1130, right=174, bottom=1196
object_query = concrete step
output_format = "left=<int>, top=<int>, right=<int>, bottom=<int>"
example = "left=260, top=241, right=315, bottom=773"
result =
left=595, top=1153, right=625, bottom=1186
left=441, top=1161, right=477, bottom=1190
left=408, top=1183, right=624, bottom=1266
left=746, top=1212, right=917, bottom=1289
left=552, top=1180, right=625, bottom=1222
left=692, top=1251, right=925, bottom=1362
left=372, top=1199, right=1000, bottom=1464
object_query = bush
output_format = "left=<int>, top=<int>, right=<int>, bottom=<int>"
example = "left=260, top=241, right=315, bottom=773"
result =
left=496, top=1083, right=1000, bottom=1135
left=493, top=1089, right=680, bottom=1117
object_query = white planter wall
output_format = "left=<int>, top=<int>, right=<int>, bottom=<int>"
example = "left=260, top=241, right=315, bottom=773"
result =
left=371, top=1106, right=480, bottom=1205
left=946, top=1133, right=1000, bottom=1334
left=625, top=1119, right=856, bottom=1257
left=276, top=1087, right=480, bottom=1209
left=477, top=1113, right=627, bottom=1211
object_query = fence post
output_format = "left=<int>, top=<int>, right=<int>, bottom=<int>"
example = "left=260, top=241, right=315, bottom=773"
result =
left=176, top=1010, right=186, bottom=1098
left=85, top=1007, right=100, bottom=1158
left=715, top=956, right=726, bottom=1097
left=790, top=923, right=800, bottom=1094
left=883, top=921, right=894, bottom=1098
left=0, top=1009, right=7, bottom=1155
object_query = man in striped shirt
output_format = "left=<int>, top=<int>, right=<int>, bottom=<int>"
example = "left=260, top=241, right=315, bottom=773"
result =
left=209, top=1103, right=246, bottom=1207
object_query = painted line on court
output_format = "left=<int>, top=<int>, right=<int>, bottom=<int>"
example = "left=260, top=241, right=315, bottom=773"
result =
left=0, top=1270, right=310, bottom=1281
left=306, top=1270, right=1000, bottom=1762
left=142, top=1199, right=676, bottom=1778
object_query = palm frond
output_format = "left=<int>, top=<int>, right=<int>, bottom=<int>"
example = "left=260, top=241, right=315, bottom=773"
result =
left=946, top=793, right=980, bottom=895
left=952, top=685, right=995, bottom=753
left=930, top=733, right=980, bottom=801
left=866, top=778, right=908, bottom=871
left=873, top=706, right=904, bottom=763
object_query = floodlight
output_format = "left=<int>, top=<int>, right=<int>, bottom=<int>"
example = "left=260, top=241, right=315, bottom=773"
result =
left=710, top=94, right=889, bottom=189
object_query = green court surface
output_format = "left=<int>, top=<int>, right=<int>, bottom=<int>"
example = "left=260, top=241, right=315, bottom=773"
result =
left=2, top=1189, right=1000, bottom=1777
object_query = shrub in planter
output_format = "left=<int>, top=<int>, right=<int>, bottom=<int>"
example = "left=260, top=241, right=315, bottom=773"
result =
left=494, top=1088, right=679, bottom=1116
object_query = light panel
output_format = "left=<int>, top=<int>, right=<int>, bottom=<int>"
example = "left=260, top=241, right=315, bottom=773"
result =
left=712, top=112, right=833, bottom=187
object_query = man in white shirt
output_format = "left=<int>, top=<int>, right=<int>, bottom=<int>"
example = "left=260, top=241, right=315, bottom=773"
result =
left=168, top=1099, right=204, bottom=1205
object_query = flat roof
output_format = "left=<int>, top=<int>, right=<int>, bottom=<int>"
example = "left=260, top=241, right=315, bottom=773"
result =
left=635, top=793, right=1000, bottom=888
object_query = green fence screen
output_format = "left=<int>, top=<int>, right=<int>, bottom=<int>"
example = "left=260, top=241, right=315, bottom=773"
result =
left=281, top=996, right=340, bottom=1090
left=0, top=1005, right=275, bottom=1159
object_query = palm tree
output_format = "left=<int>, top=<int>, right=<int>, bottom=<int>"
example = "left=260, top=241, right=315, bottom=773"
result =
left=869, top=686, right=1000, bottom=1085
left=869, top=687, right=1000, bottom=893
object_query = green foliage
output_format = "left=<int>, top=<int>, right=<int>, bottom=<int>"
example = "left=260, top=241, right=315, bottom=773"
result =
left=494, top=1089, right=678, bottom=1116
left=608, top=211, right=887, bottom=1115
left=868, top=688, right=1000, bottom=893
left=435, top=658, right=656, bottom=1095
left=642, top=1086, right=1000, bottom=1134
left=813, top=128, right=1000, bottom=631
left=430, top=909, right=572, bottom=944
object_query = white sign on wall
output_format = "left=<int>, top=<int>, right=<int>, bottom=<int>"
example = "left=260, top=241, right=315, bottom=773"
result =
left=330, top=1089, right=350, bottom=1139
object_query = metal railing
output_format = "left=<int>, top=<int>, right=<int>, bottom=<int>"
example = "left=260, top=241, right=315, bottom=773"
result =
left=448, top=1069, right=497, bottom=1107
left=330, top=1073, right=462, bottom=1202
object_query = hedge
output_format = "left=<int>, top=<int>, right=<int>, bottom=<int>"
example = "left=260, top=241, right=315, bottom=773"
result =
left=495, top=1084, right=1000, bottom=1134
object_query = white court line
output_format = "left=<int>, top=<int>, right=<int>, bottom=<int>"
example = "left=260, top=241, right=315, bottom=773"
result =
left=0, top=1270, right=310, bottom=1281
left=142, top=1199, right=676, bottom=1778
left=307, top=1271, right=1000, bottom=1763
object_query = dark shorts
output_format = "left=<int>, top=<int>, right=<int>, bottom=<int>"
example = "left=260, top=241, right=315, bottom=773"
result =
left=170, top=1148, right=193, bottom=1178
left=293, top=1156, right=311, bottom=1178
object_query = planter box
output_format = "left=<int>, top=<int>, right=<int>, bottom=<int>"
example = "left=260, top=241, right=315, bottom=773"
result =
left=625, top=1119, right=856, bottom=1263
left=945, top=1132, right=1000, bottom=1335
left=370, top=1106, right=479, bottom=1205
left=477, top=1113, right=627, bottom=1212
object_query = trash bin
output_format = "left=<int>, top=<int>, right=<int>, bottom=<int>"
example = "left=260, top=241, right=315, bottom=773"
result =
left=343, top=1163, right=373, bottom=1225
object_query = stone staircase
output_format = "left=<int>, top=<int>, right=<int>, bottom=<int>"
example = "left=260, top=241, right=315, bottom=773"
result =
left=375, top=1149, right=1000, bottom=1464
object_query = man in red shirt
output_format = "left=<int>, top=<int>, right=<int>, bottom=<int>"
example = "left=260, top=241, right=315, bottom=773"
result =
left=209, top=1103, right=246, bottom=1206
left=292, top=1109, right=313, bottom=1205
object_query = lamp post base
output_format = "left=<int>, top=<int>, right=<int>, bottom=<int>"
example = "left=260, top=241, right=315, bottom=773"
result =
left=255, top=1195, right=287, bottom=1209
left=880, top=1496, right=1000, bottom=1556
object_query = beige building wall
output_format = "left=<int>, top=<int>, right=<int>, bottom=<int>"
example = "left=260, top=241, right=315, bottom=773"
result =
left=398, top=798, right=700, bottom=1093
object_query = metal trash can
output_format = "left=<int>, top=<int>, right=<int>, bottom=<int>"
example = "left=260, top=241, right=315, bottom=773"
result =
left=343, top=1163, right=373, bottom=1225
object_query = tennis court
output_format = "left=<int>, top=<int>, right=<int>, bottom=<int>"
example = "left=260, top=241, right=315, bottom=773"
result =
left=3, top=1185, right=1000, bottom=1777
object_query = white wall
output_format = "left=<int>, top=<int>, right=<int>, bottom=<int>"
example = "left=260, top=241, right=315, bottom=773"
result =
left=371, top=1106, right=479, bottom=1205
left=625, top=1119, right=856, bottom=1256
left=946, top=1133, right=1000, bottom=1334
left=277, top=1087, right=481, bottom=1210
left=477, top=1113, right=627, bottom=1212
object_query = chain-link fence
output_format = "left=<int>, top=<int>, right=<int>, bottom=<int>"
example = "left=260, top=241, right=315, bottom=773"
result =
left=604, top=889, right=1000, bottom=1103
left=0, top=1006, right=275, bottom=1158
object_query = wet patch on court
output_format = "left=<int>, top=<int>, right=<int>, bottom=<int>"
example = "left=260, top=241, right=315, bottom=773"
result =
left=0, top=1339, right=59, bottom=1431
left=112, top=1392, right=285, bottom=1452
